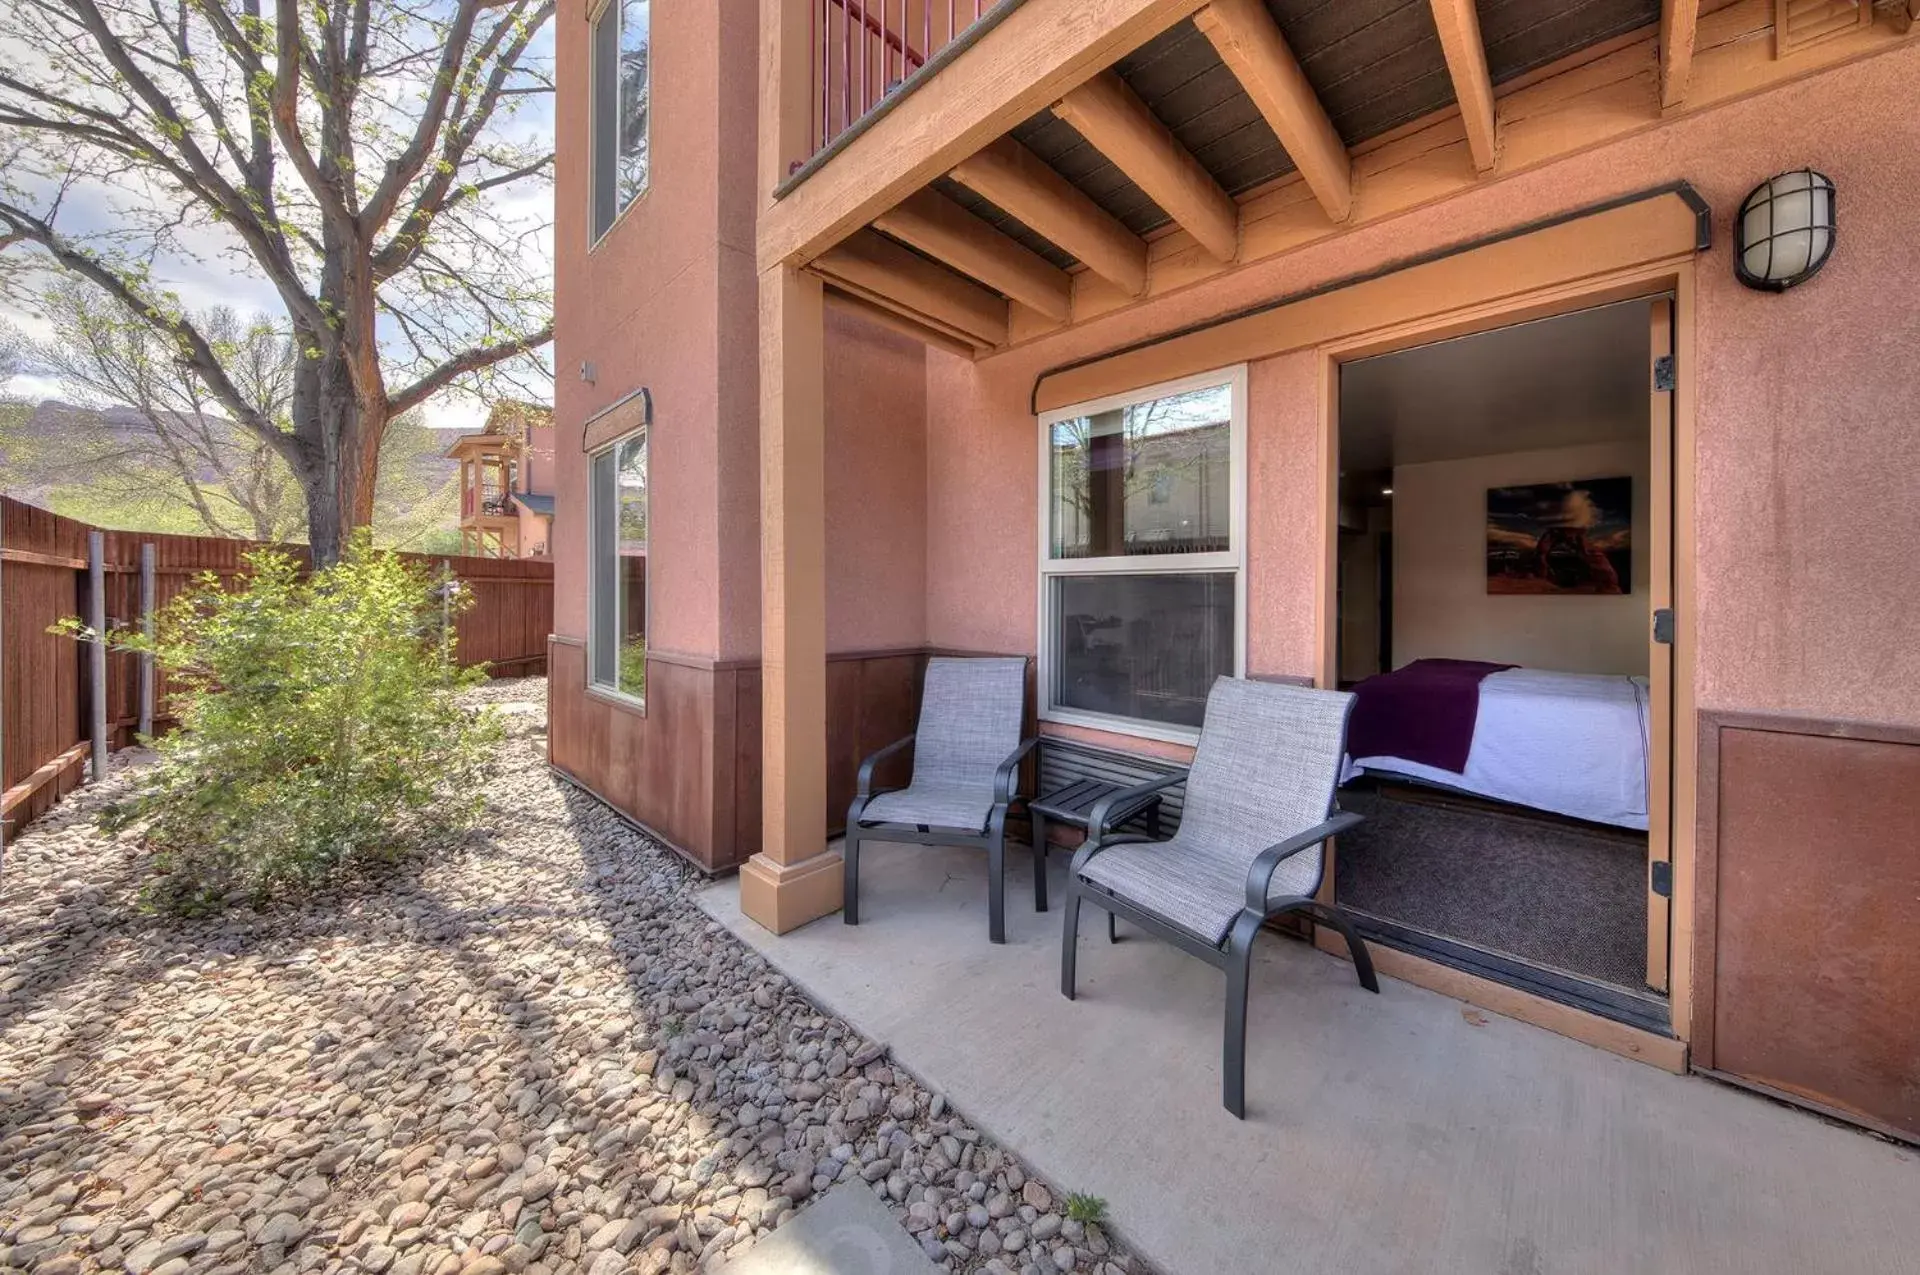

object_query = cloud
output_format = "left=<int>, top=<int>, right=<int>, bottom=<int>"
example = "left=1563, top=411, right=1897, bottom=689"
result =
left=1561, top=489, right=1600, bottom=529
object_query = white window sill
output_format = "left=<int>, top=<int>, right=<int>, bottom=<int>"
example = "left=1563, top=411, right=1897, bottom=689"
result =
left=585, top=683, right=647, bottom=716
left=1040, top=707, right=1202, bottom=748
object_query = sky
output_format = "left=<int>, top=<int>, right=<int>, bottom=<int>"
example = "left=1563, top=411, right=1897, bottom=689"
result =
left=1, top=6, right=557, bottom=436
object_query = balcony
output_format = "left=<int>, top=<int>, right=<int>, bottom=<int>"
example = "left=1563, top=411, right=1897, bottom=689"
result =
left=799, top=0, right=1008, bottom=176
left=763, top=0, right=1909, bottom=355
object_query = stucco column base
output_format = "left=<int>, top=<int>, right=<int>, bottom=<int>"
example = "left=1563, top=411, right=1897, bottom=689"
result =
left=739, top=847, right=843, bottom=934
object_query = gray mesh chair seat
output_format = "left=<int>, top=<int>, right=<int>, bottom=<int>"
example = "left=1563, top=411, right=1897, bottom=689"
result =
left=1060, top=677, right=1379, bottom=1118
left=1077, top=834, right=1324, bottom=946
left=845, top=657, right=1036, bottom=944
left=859, top=785, right=997, bottom=833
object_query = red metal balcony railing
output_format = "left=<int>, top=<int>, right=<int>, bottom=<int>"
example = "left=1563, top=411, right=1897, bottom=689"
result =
left=810, top=0, right=1004, bottom=161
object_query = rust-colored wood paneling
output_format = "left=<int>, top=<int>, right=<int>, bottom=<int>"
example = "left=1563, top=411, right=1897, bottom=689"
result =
left=548, top=638, right=728, bottom=870
left=1695, top=711, right=1920, bottom=1142
left=550, top=642, right=970, bottom=874
left=3, top=500, right=91, bottom=836
left=731, top=665, right=764, bottom=861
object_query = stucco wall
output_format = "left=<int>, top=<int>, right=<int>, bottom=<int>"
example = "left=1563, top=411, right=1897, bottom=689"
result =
left=1392, top=440, right=1652, bottom=676
left=553, top=0, right=744, bottom=658
left=824, top=304, right=930, bottom=653
left=924, top=41, right=1920, bottom=738
left=554, top=0, right=929, bottom=664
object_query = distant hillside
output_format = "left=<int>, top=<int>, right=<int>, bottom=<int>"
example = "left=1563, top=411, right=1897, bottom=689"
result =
left=0, top=399, right=465, bottom=546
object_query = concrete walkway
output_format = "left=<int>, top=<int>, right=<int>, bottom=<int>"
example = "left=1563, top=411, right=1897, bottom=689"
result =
left=724, top=1181, right=941, bottom=1275
left=701, top=839, right=1920, bottom=1275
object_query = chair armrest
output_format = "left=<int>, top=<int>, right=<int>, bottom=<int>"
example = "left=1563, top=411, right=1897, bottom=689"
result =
left=1243, top=810, right=1364, bottom=911
left=1085, top=769, right=1189, bottom=844
left=992, top=737, right=1041, bottom=804
left=855, top=734, right=916, bottom=800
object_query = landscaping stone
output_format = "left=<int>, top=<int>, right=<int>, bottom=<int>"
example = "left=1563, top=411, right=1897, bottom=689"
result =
left=0, top=678, right=1147, bottom=1274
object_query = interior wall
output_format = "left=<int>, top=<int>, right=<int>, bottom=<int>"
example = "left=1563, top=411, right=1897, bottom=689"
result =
left=1338, top=506, right=1387, bottom=682
left=1390, top=440, right=1651, bottom=676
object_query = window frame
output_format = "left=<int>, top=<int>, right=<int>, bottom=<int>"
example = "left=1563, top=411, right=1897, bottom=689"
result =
left=587, top=0, right=650, bottom=249
left=586, top=426, right=649, bottom=711
left=1035, top=364, right=1249, bottom=745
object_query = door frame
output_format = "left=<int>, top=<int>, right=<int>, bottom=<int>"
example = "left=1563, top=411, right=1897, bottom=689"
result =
left=1310, top=259, right=1699, bottom=1054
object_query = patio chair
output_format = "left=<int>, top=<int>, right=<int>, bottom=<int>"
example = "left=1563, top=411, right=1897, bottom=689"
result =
left=1059, top=676, right=1378, bottom=1118
left=844, top=656, right=1036, bottom=944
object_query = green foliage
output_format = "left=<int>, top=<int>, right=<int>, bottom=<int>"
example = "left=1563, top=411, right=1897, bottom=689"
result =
left=72, top=535, right=501, bottom=913
left=618, top=638, right=647, bottom=701
left=1064, top=1194, right=1107, bottom=1225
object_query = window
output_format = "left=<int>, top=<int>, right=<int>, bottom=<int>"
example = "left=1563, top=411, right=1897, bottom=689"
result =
left=1038, top=368, right=1245, bottom=740
left=589, top=429, right=648, bottom=704
left=590, top=0, right=650, bottom=242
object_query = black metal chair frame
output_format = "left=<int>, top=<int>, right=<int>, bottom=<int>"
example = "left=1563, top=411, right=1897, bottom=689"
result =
left=844, top=734, right=1039, bottom=944
left=1059, top=772, right=1378, bottom=1118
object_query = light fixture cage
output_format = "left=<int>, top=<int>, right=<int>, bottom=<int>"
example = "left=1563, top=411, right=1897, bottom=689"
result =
left=1735, top=169, right=1836, bottom=292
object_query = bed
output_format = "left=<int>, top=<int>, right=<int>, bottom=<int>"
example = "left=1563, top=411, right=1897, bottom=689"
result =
left=1339, top=660, right=1651, bottom=830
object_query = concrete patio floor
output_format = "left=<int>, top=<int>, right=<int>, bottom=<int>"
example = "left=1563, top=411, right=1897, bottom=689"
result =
left=700, top=838, right=1920, bottom=1275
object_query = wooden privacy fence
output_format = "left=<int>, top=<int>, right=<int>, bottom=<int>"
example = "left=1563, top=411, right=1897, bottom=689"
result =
left=1, top=495, right=553, bottom=838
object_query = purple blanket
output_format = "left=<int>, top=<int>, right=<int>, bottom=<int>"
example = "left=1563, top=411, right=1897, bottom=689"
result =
left=1345, top=659, right=1515, bottom=775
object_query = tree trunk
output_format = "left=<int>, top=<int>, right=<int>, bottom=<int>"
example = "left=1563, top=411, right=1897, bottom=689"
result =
left=291, top=350, right=388, bottom=568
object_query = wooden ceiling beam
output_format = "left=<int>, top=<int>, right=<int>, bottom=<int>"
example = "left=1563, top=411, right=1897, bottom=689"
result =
left=1194, top=0, right=1353, bottom=222
left=948, top=137, right=1150, bottom=296
left=812, top=229, right=1010, bottom=347
left=1660, top=0, right=1701, bottom=107
left=872, top=189, right=1075, bottom=322
left=822, top=283, right=984, bottom=360
left=1051, top=71, right=1241, bottom=262
left=1427, top=0, right=1499, bottom=172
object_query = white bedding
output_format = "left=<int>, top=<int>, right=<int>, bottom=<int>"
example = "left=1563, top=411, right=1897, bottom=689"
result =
left=1342, top=668, right=1651, bottom=830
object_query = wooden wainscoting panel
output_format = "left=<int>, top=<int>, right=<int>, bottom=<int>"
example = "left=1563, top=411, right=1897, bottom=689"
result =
left=732, top=665, right=765, bottom=864
left=1696, top=712, right=1920, bottom=1141
left=548, top=639, right=736, bottom=873
left=555, top=643, right=1031, bottom=875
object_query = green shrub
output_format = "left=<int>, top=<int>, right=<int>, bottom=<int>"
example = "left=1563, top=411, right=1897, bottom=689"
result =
left=77, top=535, right=501, bottom=913
left=1065, top=1193, right=1107, bottom=1225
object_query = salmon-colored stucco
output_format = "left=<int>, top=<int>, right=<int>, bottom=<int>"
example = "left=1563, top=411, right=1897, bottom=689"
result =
left=552, top=0, right=1918, bottom=861
left=554, top=0, right=931, bottom=666
left=921, top=41, right=1920, bottom=737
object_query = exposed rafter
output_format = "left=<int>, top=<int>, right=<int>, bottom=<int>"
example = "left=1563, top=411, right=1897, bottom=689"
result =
left=1661, top=0, right=1701, bottom=106
left=812, top=229, right=1010, bottom=348
left=823, top=285, right=983, bottom=360
left=1193, top=0, right=1352, bottom=222
left=1428, top=0, right=1499, bottom=171
left=1052, top=71, right=1241, bottom=262
left=949, top=137, right=1150, bottom=296
left=872, top=189, right=1074, bottom=322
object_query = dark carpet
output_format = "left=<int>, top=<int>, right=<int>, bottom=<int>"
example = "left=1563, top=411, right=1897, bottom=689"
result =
left=1334, top=786, right=1649, bottom=992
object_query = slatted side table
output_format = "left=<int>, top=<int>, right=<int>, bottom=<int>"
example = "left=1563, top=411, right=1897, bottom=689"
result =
left=1028, top=776, right=1165, bottom=914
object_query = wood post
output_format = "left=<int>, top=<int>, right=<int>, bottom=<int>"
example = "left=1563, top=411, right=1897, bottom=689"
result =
left=138, top=543, right=155, bottom=738
left=88, top=530, right=107, bottom=782
left=741, top=262, right=842, bottom=934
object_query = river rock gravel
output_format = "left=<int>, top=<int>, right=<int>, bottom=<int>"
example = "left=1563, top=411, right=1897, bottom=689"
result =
left=0, top=678, right=1144, bottom=1275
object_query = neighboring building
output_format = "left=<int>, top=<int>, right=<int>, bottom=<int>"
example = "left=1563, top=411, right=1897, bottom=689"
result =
left=552, top=0, right=1920, bottom=1142
left=447, top=401, right=557, bottom=558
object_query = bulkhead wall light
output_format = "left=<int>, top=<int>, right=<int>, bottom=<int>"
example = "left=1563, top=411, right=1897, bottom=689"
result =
left=1735, top=169, right=1836, bottom=292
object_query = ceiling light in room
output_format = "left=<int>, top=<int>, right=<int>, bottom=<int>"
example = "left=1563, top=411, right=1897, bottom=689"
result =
left=1735, top=169, right=1836, bottom=292
left=1381, top=486, right=1393, bottom=496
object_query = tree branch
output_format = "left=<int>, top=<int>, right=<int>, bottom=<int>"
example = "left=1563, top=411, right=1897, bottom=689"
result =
left=369, top=0, right=553, bottom=267
left=386, top=320, right=552, bottom=417
left=0, top=200, right=292, bottom=457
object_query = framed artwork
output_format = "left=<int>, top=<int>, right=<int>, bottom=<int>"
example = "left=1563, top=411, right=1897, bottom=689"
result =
left=1486, top=476, right=1631, bottom=595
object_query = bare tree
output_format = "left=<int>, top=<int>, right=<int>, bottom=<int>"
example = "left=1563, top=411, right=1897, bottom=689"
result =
left=31, top=282, right=306, bottom=539
left=0, top=0, right=554, bottom=563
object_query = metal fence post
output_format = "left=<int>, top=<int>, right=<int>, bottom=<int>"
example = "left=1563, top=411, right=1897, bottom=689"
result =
left=88, top=530, right=108, bottom=783
left=139, top=542, right=155, bottom=738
